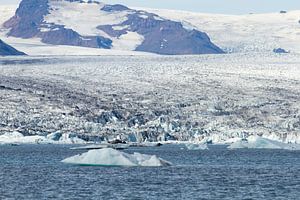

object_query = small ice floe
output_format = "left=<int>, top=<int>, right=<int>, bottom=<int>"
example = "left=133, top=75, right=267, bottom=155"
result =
left=56, top=133, right=86, bottom=144
left=62, top=148, right=172, bottom=167
left=228, top=136, right=300, bottom=150
left=185, top=143, right=209, bottom=150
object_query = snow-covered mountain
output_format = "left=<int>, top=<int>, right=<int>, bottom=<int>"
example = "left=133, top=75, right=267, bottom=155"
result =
left=0, top=39, right=25, bottom=56
left=1, top=2, right=300, bottom=55
left=2, top=0, right=223, bottom=55
left=145, top=8, right=300, bottom=53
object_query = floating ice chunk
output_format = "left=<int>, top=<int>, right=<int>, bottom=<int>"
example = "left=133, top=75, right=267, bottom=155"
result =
left=0, top=132, right=86, bottom=145
left=57, top=133, right=86, bottom=144
left=46, top=132, right=62, bottom=141
left=223, top=137, right=243, bottom=144
left=228, top=136, right=300, bottom=150
left=0, top=131, right=24, bottom=142
left=62, top=148, right=172, bottom=167
left=185, top=143, right=208, bottom=150
left=0, top=132, right=50, bottom=144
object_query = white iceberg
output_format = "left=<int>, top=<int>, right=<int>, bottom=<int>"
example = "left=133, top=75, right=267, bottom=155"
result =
left=57, top=133, right=86, bottom=144
left=0, top=132, right=86, bottom=145
left=228, top=136, right=300, bottom=150
left=185, top=143, right=208, bottom=150
left=0, top=132, right=50, bottom=144
left=62, top=148, right=172, bottom=167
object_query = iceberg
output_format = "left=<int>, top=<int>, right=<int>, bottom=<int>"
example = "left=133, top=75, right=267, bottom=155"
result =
left=57, top=133, right=86, bottom=144
left=228, top=136, right=300, bottom=150
left=62, top=148, right=172, bottom=167
left=185, top=143, right=208, bottom=150
left=0, top=132, right=86, bottom=145
left=0, top=132, right=50, bottom=144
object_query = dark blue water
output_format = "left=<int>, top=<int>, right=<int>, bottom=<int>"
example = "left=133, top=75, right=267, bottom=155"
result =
left=0, top=144, right=299, bottom=200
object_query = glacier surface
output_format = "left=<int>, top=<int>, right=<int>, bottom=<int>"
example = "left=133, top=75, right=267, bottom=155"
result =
left=0, top=53, right=299, bottom=144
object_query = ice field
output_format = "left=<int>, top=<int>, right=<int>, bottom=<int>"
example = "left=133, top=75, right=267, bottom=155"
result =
left=0, top=53, right=299, bottom=144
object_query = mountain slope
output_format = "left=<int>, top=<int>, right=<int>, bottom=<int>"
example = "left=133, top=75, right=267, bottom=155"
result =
left=0, top=39, right=25, bottom=56
left=144, top=8, right=300, bottom=53
left=3, top=0, right=223, bottom=55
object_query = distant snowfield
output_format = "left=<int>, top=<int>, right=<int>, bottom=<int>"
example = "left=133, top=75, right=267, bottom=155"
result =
left=0, top=5, right=15, bottom=26
left=1, top=4, right=300, bottom=54
left=0, top=53, right=299, bottom=143
left=44, top=1, right=126, bottom=36
left=143, top=8, right=300, bottom=53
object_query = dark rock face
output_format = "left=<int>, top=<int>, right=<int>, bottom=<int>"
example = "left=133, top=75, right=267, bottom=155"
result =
left=98, top=9, right=223, bottom=54
left=98, top=7, right=224, bottom=55
left=128, top=17, right=223, bottom=55
left=0, top=39, right=26, bottom=56
left=41, top=28, right=112, bottom=49
left=4, top=0, right=224, bottom=55
left=4, top=0, right=49, bottom=38
left=273, top=48, right=289, bottom=54
left=101, top=4, right=129, bottom=12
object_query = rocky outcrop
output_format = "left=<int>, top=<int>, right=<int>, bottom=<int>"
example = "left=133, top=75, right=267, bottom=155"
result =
left=0, top=39, right=25, bottom=56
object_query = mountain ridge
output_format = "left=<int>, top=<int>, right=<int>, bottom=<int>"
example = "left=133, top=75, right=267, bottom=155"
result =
left=3, top=0, right=224, bottom=55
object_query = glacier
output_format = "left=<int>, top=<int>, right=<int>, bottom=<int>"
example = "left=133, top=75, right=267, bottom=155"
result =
left=0, top=53, right=299, bottom=144
left=61, top=148, right=172, bottom=167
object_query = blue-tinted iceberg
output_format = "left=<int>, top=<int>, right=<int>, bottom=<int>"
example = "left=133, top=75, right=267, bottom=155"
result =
left=62, top=148, right=172, bottom=167
left=228, top=136, right=300, bottom=150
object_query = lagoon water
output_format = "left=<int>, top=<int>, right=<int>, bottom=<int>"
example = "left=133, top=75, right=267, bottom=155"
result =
left=0, top=144, right=299, bottom=200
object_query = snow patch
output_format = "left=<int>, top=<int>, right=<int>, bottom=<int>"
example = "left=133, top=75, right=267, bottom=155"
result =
left=112, top=25, right=129, bottom=31
left=139, top=14, right=148, bottom=19
left=45, top=0, right=129, bottom=36
left=112, top=31, right=144, bottom=51
left=0, top=5, right=17, bottom=27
